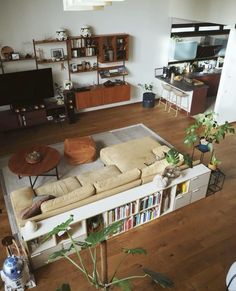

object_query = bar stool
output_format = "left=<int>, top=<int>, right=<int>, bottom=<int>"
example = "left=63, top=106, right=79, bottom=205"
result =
left=168, top=88, right=189, bottom=117
left=158, top=83, right=172, bottom=111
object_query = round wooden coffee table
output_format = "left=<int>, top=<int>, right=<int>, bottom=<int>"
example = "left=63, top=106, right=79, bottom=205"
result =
left=8, top=146, right=61, bottom=188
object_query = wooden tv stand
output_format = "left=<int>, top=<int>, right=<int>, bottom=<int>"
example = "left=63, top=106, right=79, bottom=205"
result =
left=0, top=92, right=76, bottom=132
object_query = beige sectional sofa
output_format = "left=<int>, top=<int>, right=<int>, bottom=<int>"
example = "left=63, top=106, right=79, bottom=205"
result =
left=10, top=136, right=190, bottom=228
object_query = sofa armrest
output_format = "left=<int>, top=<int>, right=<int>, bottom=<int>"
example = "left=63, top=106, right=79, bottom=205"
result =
left=10, top=187, right=35, bottom=228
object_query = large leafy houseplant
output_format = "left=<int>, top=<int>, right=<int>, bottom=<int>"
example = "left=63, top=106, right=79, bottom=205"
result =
left=184, top=112, right=235, bottom=152
left=44, top=215, right=174, bottom=291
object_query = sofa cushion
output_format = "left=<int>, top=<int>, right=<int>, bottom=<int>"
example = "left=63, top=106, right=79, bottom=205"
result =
left=152, top=145, right=171, bottom=160
left=41, top=185, right=95, bottom=213
left=141, top=159, right=170, bottom=179
left=77, top=165, right=121, bottom=186
left=94, top=168, right=141, bottom=193
left=35, top=177, right=81, bottom=197
left=100, top=137, right=161, bottom=172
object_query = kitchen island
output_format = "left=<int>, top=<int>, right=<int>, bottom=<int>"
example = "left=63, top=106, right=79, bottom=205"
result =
left=155, top=75, right=209, bottom=115
left=155, top=69, right=221, bottom=115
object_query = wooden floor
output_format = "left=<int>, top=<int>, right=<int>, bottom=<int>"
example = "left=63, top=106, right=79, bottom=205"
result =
left=0, top=102, right=236, bottom=291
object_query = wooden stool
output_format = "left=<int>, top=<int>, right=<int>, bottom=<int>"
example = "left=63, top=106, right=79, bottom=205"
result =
left=158, top=83, right=172, bottom=111
left=64, top=136, right=96, bottom=165
left=169, top=88, right=189, bottom=117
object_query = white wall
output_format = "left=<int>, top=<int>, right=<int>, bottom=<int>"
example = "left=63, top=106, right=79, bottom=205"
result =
left=169, top=0, right=236, bottom=25
left=214, top=28, right=236, bottom=124
left=0, top=0, right=171, bottom=104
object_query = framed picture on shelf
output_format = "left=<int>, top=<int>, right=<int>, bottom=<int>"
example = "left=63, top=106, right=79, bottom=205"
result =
left=51, top=48, right=64, bottom=61
left=99, top=70, right=110, bottom=78
left=11, top=53, right=20, bottom=60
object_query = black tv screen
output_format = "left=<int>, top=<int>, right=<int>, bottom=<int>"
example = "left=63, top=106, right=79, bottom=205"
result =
left=0, top=68, right=54, bottom=106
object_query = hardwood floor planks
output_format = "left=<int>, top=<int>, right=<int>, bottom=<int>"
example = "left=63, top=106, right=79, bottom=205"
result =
left=0, top=102, right=236, bottom=290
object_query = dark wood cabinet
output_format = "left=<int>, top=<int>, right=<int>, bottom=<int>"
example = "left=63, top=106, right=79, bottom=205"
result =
left=195, top=73, right=221, bottom=97
left=0, top=110, right=21, bottom=131
left=23, top=109, right=47, bottom=126
left=75, top=83, right=130, bottom=109
left=0, top=108, right=47, bottom=132
left=98, top=34, right=129, bottom=63
left=103, top=84, right=130, bottom=104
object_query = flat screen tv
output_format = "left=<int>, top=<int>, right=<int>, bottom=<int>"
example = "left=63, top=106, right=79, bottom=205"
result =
left=0, top=68, right=54, bottom=106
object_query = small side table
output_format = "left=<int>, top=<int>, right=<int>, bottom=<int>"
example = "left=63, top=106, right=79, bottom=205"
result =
left=191, top=145, right=214, bottom=163
left=207, top=168, right=225, bottom=195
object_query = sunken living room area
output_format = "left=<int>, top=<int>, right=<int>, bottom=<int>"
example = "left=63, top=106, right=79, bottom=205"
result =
left=1, top=104, right=236, bottom=291
left=1, top=1, right=236, bottom=291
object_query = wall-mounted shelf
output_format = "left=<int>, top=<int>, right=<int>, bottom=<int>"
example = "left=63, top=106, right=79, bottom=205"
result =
left=37, top=58, right=68, bottom=64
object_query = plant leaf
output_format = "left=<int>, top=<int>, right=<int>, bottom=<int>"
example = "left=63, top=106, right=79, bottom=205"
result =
left=143, top=268, right=174, bottom=288
left=123, top=247, right=147, bottom=255
left=48, top=249, right=70, bottom=261
left=43, top=215, right=74, bottom=242
left=85, top=221, right=122, bottom=246
left=166, top=148, right=180, bottom=166
left=111, top=277, right=132, bottom=291
left=56, top=283, right=71, bottom=291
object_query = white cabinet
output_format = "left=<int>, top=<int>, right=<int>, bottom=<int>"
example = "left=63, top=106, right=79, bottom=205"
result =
left=189, top=172, right=210, bottom=191
left=174, top=192, right=192, bottom=210
left=190, top=185, right=208, bottom=203
left=173, top=170, right=211, bottom=210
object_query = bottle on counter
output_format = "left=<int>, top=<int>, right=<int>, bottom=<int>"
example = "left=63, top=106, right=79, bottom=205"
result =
left=170, top=72, right=175, bottom=84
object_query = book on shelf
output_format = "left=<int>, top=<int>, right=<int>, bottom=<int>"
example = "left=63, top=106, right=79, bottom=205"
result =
left=108, top=202, right=137, bottom=223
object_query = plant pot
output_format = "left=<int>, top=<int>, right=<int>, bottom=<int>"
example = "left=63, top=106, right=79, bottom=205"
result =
left=208, top=163, right=217, bottom=171
left=197, top=143, right=210, bottom=153
left=142, top=92, right=155, bottom=108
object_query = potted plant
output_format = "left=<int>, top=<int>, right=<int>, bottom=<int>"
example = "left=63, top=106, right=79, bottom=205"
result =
left=44, top=216, right=174, bottom=291
left=138, top=83, right=156, bottom=108
left=184, top=112, right=235, bottom=153
left=208, top=154, right=221, bottom=171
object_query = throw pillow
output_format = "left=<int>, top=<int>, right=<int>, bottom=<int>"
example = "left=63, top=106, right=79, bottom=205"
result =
left=152, top=145, right=171, bottom=161
left=20, top=195, right=55, bottom=219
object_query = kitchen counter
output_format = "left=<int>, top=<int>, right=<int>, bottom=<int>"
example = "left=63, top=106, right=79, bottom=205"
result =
left=155, top=76, right=209, bottom=116
left=155, top=75, right=209, bottom=92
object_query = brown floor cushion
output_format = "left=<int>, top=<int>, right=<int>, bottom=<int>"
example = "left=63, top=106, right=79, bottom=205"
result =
left=64, top=136, right=96, bottom=165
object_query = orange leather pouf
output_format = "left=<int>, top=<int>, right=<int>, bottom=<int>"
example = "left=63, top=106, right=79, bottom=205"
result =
left=64, top=136, right=96, bottom=165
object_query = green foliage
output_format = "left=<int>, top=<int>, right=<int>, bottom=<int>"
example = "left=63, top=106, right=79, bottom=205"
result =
left=85, top=220, right=122, bottom=247
left=45, top=217, right=173, bottom=290
left=143, top=268, right=174, bottom=288
left=43, top=215, right=74, bottom=242
left=138, top=83, right=153, bottom=92
left=165, top=148, right=180, bottom=166
left=209, top=154, right=221, bottom=166
left=184, top=112, right=235, bottom=149
left=183, top=153, right=193, bottom=168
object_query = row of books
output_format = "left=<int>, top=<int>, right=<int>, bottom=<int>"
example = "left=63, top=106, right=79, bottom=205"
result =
left=108, top=201, right=137, bottom=223
left=139, top=192, right=161, bottom=212
left=113, top=206, right=160, bottom=235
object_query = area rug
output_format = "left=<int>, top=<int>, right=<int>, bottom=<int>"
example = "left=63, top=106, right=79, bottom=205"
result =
left=0, top=123, right=172, bottom=234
